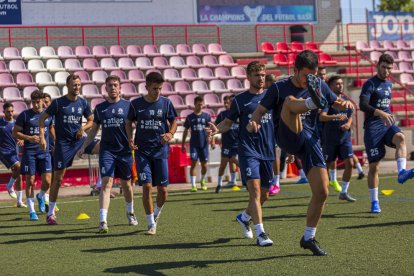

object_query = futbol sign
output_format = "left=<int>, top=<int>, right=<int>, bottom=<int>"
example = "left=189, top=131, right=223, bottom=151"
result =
left=0, top=0, right=22, bottom=25
left=368, top=11, right=414, bottom=41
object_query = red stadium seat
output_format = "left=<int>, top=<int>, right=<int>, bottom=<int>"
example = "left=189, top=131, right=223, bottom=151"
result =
left=261, top=42, right=278, bottom=54
left=319, top=53, right=337, bottom=65
left=273, top=53, right=292, bottom=66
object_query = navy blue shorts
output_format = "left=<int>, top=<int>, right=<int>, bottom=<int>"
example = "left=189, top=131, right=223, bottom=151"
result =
left=84, top=138, right=100, bottom=155
left=190, top=145, right=209, bottom=162
left=221, top=146, right=238, bottom=158
left=0, top=150, right=19, bottom=169
left=136, top=153, right=169, bottom=186
left=239, top=156, right=273, bottom=190
left=276, top=120, right=326, bottom=175
left=21, top=150, right=52, bottom=176
left=364, top=124, right=401, bottom=163
left=323, top=140, right=354, bottom=163
left=53, top=138, right=84, bottom=170
left=99, top=150, right=132, bottom=180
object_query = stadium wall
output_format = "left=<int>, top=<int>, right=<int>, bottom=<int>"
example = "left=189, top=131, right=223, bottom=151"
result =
left=20, top=0, right=344, bottom=53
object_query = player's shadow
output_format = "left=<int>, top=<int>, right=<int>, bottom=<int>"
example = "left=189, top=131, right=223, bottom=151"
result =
left=337, top=220, right=414, bottom=229
left=0, top=226, right=98, bottom=236
left=102, top=255, right=309, bottom=275
left=264, top=211, right=372, bottom=221
left=167, top=195, right=248, bottom=203
left=0, top=222, right=84, bottom=229
left=192, top=199, right=248, bottom=206
left=0, top=217, right=25, bottom=222
left=1, top=230, right=143, bottom=244
left=212, top=203, right=309, bottom=213
left=83, top=238, right=246, bottom=253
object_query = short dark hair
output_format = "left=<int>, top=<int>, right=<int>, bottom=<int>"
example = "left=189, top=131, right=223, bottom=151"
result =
left=31, top=90, right=43, bottom=101
left=3, top=102, right=13, bottom=110
left=223, top=95, right=231, bottom=101
left=194, top=96, right=203, bottom=105
left=265, top=73, right=276, bottom=83
left=66, top=74, right=81, bottom=86
left=146, top=72, right=164, bottom=84
left=318, top=66, right=326, bottom=71
left=246, top=61, right=265, bottom=75
left=42, top=92, right=51, bottom=100
left=295, top=50, right=318, bottom=71
left=106, top=75, right=121, bottom=84
left=327, top=75, right=342, bottom=87
left=378, top=53, right=394, bottom=65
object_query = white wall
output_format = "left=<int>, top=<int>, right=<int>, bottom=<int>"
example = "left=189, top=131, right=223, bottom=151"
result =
left=22, top=0, right=196, bottom=25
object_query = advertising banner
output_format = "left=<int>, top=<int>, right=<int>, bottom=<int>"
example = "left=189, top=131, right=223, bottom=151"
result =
left=197, top=2, right=317, bottom=24
left=368, top=11, right=414, bottom=41
left=0, top=0, right=22, bottom=25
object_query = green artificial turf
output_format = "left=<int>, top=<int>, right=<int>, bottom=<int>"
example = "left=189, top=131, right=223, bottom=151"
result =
left=1, top=174, right=413, bottom=275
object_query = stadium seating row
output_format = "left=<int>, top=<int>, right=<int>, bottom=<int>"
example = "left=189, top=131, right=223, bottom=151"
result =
left=261, top=41, right=321, bottom=54
left=0, top=78, right=246, bottom=104
left=0, top=43, right=226, bottom=61
left=356, top=40, right=414, bottom=52
left=273, top=52, right=337, bottom=66
left=0, top=55, right=238, bottom=73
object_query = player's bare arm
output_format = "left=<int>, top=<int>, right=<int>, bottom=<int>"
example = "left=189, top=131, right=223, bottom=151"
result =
left=319, top=111, right=347, bottom=122
left=161, top=118, right=177, bottom=144
left=77, top=122, right=100, bottom=158
left=125, top=119, right=137, bottom=150
left=340, top=114, right=352, bottom=131
left=332, top=98, right=354, bottom=111
left=12, top=124, right=40, bottom=143
left=181, top=128, right=189, bottom=153
left=206, top=118, right=234, bottom=140
left=76, top=115, right=93, bottom=140
left=38, top=112, right=51, bottom=150
left=247, top=104, right=268, bottom=133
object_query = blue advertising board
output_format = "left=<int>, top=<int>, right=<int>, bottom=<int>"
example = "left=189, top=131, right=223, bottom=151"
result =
left=198, top=4, right=316, bottom=24
left=368, top=11, right=414, bottom=41
left=0, top=0, right=22, bottom=25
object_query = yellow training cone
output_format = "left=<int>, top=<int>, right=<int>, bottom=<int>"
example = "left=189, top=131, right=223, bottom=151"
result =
left=381, top=190, right=394, bottom=196
left=231, top=186, right=241, bottom=191
left=77, top=213, right=90, bottom=220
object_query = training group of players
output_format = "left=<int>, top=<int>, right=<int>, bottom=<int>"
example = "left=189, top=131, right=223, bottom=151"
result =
left=1, top=50, right=413, bottom=256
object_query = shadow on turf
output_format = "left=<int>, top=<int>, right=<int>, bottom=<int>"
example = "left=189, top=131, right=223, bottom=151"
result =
left=102, top=255, right=309, bottom=275
left=191, top=196, right=310, bottom=206
left=83, top=238, right=251, bottom=253
left=264, top=211, right=375, bottom=221
left=1, top=229, right=143, bottom=244
left=167, top=195, right=248, bottom=203
left=337, top=220, right=414, bottom=229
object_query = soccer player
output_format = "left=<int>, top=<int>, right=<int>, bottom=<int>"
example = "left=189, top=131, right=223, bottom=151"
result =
left=13, top=90, right=53, bottom=220
left=126, top=72, right=177, bottom=235
left=319, top=75, right=356, bottom=202
left=39, top=74, right=93, bottom=225
left=214, top=95, right=239, bottom=193
left=181, top=96, right=212, bottom=192
left=78, top=75, right=137, bottom=233
left=249, top=50, right=354, bottom=255
left=265, top=73, right=280, bottom=195
left=0, top=102, right=24, bottom=207
left=317, top=66, right=328, bottom=82
left=207, top=61, right=275, bottom=247
left=359, top=53, right=414, bottom=213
